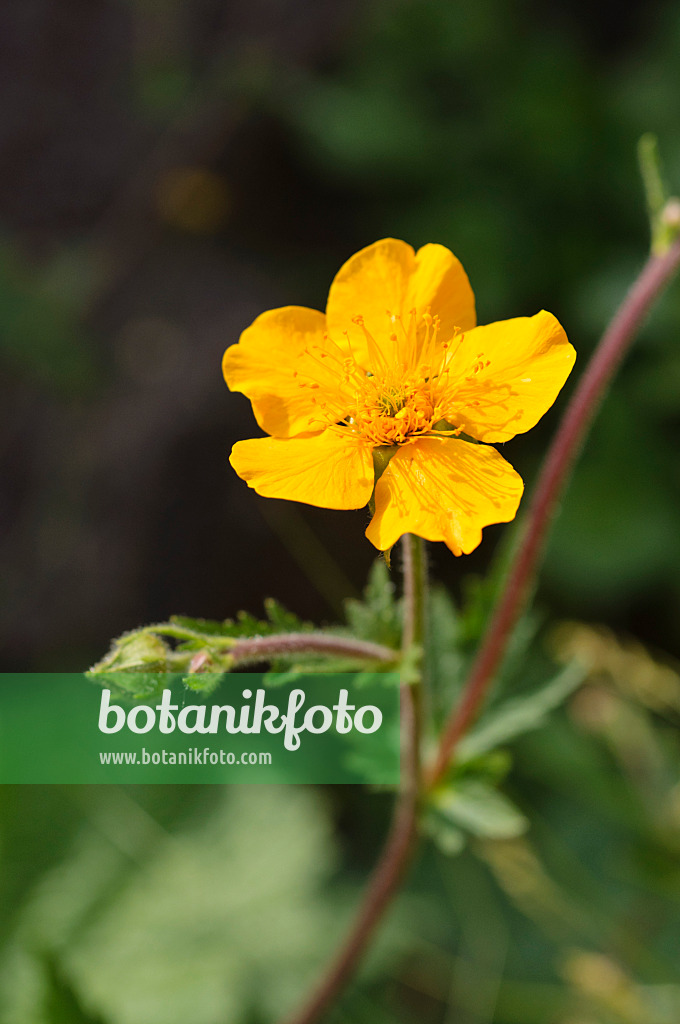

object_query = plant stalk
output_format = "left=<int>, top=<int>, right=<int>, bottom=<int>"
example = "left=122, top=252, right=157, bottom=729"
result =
left=228, top=632, right=398, bottom=665
left=280, top=535, right=426, bottom=1024
left=426, top=233, right=680, bottom=789
left=275, top=227, right=680, bottom=1024
left=402, top=533, right=427, bottom=650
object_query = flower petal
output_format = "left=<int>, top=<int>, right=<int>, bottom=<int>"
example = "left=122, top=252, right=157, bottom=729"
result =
left=444, top=310, right=576, bottom=443
left=326, top=239, right=475, bottom=367
left=230, top=429, right=374, bottom=510
left=223, top=306, right=346, bottom=438
left=407, top=242, right=476, bottom=336
left=365, top=437, right=524, bottom=555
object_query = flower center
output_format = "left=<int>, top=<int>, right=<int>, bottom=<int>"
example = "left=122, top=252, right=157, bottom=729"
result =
left=343, top=310, right=461, bottom=443
left=352, top=376, right=438, bottom=444
left=295, top=309, right=468, bottom=443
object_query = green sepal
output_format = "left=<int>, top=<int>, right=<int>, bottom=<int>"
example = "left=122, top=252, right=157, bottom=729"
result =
left=88, top=630, right=172, bottom=675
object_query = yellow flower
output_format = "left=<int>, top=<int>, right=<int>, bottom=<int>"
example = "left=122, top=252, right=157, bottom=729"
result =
left=223, top=239, right=576, bottom=555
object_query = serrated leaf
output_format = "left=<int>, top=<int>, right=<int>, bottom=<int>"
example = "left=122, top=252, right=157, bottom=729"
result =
left=344, top=559, right=402, bottom=648
left=457, top=662, right=586, bottom=762
left=86, top=671, right=177, bottom=703
left=169, top=615, right=234, bottom=637
left=263, top=598, right=311, bottom=632
left=213, top=604, right=313, bottom=640
left=430, top=779, right=528, bottom=840
left=171, top=611, right=271, bottom=641
left=182, top=672, right=226, bottom=696
left=216, top=611, right=269, bottom=637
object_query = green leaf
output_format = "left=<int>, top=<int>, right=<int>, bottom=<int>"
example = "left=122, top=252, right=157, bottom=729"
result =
left=169, top=615, right=236, bottom=637
left=430, top=779, right=529, bottom=840
left=0, top=790, right=345, bottom=1024
left=202, top=611, right=269, bottom=638
left=344, top=559, right=402, bottom=648
left=455, top=748, right=513, bottom=786
left=89, top=631, right=170, bottom=674
left=89, top=601, right=314, bottom=689
left=638, top=133, right=680, bottom=255
left=86, top=671, right=178, bottom=703
left=263, top=597, right=312, bottom=632
left=457, top=662, right=586, bottom=762
left=42, top=956, right=107, bottom=1024
left=426, top=585, right=464, bottom=715
left=457, top=516, right=520, bottom=650
left=212, top=604, right=313, bottom=639
left=182, top=672, right=227, bottom=696
left=399, top=643, right=422, bottom=686
left=422, top=809, right=467, bottom=857
left=173, top=602, right=312, bottom=641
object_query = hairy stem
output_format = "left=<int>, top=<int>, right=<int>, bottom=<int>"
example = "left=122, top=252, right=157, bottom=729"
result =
left=427, top=233, right=680, bottom=788
left=401, top=533, right=426, bottom=785
left=281, top=536, right=426, bottom=1024
left=228, top=632, right=398, bottom=665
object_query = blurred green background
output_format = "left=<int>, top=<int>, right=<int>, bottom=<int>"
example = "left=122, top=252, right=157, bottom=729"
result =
left=1, top=0, right=680, bottom=1020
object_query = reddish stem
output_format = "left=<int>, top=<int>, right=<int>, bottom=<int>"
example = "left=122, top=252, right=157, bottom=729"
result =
left=281, top=682, right=419, bottom=1024
left=229, top=632, right=397, bottom=665
left=427, top=234, right=680, bottom=788
left=275, top=233, right=680, bottom=1024
left=281, top=536, right=424, bottom=1024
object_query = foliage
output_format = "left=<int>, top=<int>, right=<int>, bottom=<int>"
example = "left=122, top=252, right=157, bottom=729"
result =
left=3, top=2, right=680, bottom=1023
left=0, top=789, right=346, bottom=1024
left=3, top=624, right=680, bottom=1022
left=344, top=560, right=403, bottom=650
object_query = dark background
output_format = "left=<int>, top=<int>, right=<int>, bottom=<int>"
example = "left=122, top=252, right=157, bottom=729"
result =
left=2, top=0, right=680, bottom=672
left=2, top=3, right=680, bottom=1023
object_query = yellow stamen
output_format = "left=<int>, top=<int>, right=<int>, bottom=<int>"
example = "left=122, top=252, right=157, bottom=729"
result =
left=291, top=310, right=486, bottom=446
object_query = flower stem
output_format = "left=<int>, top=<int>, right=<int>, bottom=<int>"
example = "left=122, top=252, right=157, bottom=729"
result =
left=400, top=533, right=426, bottom=787
left=280, top=536, right=426, bottom=1024
left=426, top=232, right=680, bottom=789
left=402, top=533, right=427, bottom=651
left=274, top=234, right=680, bottom=1024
